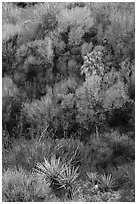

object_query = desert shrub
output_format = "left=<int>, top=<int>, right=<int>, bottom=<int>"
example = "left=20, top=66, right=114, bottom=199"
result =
left=5, top=3, right=64, bottom=44
left=2, top=128, right=11, bottom=150
left=2, top=77, right=24, bottom=139
left=53, top=77, right=78, bottom=96
left=2, top=2, right=22, bottom=25
left=106, top=3, right=134, bottom=60
left=3, top=136, right=84, bottom=172
left=49, top=95, right=76, bottom=138
left=57, top=6, right=94, bottom=36
left=56, top=6, right=94, bottom=77
left=22, top=89, right=59, bottom=138
left=81, top=42, right=93, bottom=58
left=109, top=162, right=135, bottom=202
left=18, top=11, right=58, bottom=45
left=56, top=52, right=70, bottom=77
left=2, top=167, right=53, bottom=202
left=2, top=34, right=18, bottom=76
left=102, top=68, right=121, bottom=89
left=2, top=3, right=25, bottom=75
left=12, top=38, right=54, bottom=99
left=52, top=79, right=79, bottom=137
left=119, top=162, right=135, bottom=191
left=49, top=30, right=66, bottom=57
left=22, top=78, right=79, bottom=139
left=76, top=50, right=111, bottom=134
left=81, top=50, right=106, bottom=78
left=79, top=50, right=133, bottom=132
left=52, top=138, right=85, bottom=169
left=105, top=61, right=135, bottom=130
left=107, top=162, right=135, bottom=187
left=89, top=2, right=135, bottom=61
left=103, top=131, right=135, bottom=166
left=2, top=76, right=18, bottom=100
left=2, top=3, right=135, bottom=202
left=67, top=58, right=82, bottom=77
left=120, top=59, right=135, bottom=99
left=103, top=81, right=130, bottom=122
left=2, top=137, right=56, bottom=171
left=76, top=74, right=106, bottom=134
left=84, top=136, right=113, bottom=172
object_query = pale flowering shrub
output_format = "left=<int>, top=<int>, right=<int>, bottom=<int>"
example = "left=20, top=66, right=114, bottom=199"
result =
left=81, top=50, right=105, bottom=78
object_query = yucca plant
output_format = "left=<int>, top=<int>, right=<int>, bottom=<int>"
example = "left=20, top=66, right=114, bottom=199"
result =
left=99, top=173, right=117, bottom=192
left=34, top=154, right=66, bottom=190
left=34, top=154, right=80, bottom=200
left=86, top=171, right=99, bottom=186
left=58, top=164, right=80, bottom=200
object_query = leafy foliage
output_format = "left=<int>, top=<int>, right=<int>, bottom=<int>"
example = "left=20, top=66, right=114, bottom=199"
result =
left=81, top=50, right=106, bottom=78
left=2, top=2, right=135, bottom=202
left=76, top=72, right=106, bottom=132
left=2, top=77, right=23, bottom=138
left=13, top=38, right=54, bottom=99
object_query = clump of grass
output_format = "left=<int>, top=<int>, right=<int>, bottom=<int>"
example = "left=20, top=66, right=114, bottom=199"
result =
left=2, top=137, right=54, bottom=171
left=3, top=137, right=84, bottom=173
left=51, top=138, right=85, bottom=168
left=2, top=167, right=51, bottom=202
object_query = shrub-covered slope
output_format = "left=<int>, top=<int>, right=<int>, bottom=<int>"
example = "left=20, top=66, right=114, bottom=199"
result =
left=2, top=2, right=135, bottom=202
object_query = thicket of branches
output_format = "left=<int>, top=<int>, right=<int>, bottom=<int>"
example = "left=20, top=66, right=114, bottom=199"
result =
left=2, top=2, right=135, bottom=202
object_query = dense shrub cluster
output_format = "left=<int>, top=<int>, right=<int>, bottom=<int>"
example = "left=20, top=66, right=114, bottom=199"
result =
left=2, top=2, right=135, bottom=202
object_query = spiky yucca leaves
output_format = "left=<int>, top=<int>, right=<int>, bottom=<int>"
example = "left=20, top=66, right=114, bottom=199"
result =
left=58, top=164, right=80, bottom=200
left=34, top=154, right=80, bottom=200
left=35, top=154, right=65, bottom=190
left=99, top=173, right=117, bottom=191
